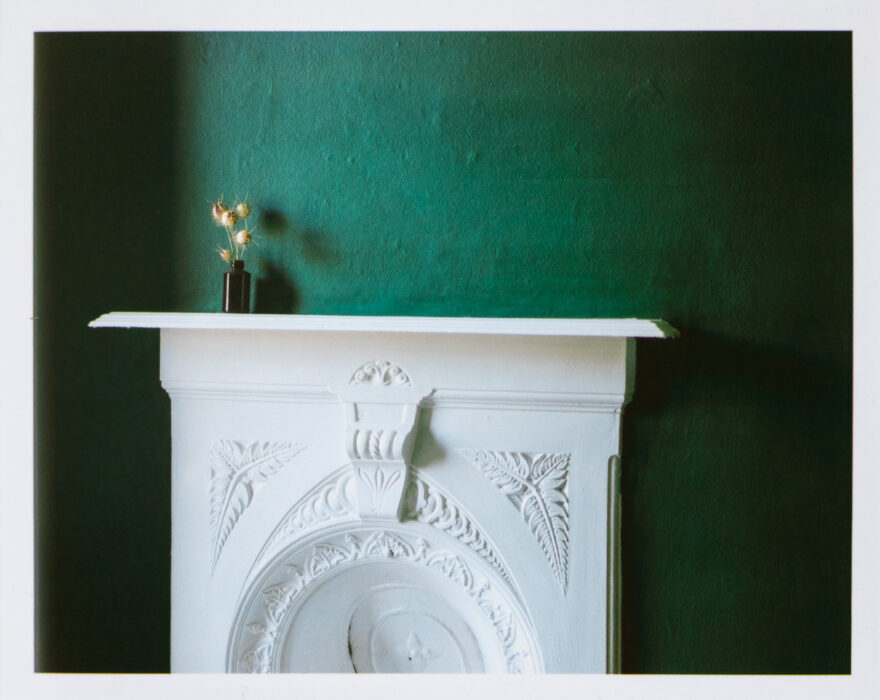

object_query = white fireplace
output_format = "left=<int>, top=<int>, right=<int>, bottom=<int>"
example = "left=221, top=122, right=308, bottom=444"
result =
left=89, top=312, right=676, bottom=674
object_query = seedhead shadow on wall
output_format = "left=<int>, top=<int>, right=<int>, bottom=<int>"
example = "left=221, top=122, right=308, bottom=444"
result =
left=254, top=258, right=299, bottom=314
left=250, top=207, right=339, bottom=313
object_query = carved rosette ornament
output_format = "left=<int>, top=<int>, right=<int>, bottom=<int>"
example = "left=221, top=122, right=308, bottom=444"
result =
left=459, top=450, right=571, bottom=593
left=349, top=360, right=412, bottom=387
left=209, top=440, right=306, bottom=568
left=232, top=530, right=538, bottom=673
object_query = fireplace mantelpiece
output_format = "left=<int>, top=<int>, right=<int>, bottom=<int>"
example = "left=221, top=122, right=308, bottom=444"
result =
left=89, top=312, right=676, bottom=674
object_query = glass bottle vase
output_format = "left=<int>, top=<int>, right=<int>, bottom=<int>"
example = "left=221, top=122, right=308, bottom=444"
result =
left=222, top=259, right=251, bottom=313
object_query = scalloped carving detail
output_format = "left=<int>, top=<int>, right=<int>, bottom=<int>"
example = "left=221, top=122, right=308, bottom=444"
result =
left=408, top=477, right=514, bottom=590
left=209, top=440, right=305, bottom=568
left=252, top=469, right=515, bottom=595
left=255, top=468, right=356, bottom=572
left=349, top=360, right=412, bottom=387
left=459, top=450, right=570, bottom=593
left=236, top=531, right=534, bottom=673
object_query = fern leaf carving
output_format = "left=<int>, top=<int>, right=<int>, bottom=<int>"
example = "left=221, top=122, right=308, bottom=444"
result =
left=459, top=449, right=570, bottom=592
left=210, top=440, right=305, bottom=568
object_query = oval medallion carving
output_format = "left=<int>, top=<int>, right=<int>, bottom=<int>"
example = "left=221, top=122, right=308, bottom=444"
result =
left=228, top=527, right=541, bottom=673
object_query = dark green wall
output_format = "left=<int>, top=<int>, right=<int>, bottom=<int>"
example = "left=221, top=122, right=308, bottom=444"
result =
left=35, top=33, right=179, bottom=673
left=35, top=32, right=851, bottom=673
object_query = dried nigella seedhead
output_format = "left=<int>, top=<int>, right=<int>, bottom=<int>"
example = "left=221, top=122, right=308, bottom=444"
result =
left=211, top=194, right=256, bottom=263
left=212, top=201, right=228, bottom=224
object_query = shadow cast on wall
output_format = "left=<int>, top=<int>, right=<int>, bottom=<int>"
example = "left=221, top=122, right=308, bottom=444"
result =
left=618, top=326, right=851, bottom=674
left=253, top=259, right=299, bottom=314
left=251, top=207, right=339, bottom=313
left=34, top=32, right=179, bottom=672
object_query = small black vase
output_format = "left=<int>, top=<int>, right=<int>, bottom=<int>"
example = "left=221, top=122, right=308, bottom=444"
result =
left=222, top=259, right=251, bottom=313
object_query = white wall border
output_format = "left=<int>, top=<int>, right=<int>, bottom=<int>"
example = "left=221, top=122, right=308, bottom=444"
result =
left=4, top=2, right=876, bottom=700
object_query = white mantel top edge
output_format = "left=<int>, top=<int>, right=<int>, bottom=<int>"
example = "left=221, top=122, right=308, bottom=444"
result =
left=88, top=311, right=678, bottom=338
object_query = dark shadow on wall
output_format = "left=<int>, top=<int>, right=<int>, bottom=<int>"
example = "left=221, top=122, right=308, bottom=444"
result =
left=619, top=328, right=852, bottom=674
left=251, top=210, right=339, bottom=312
left=253, top=259, right=299, bottom=314
left=34, top=33, right=179, bottom=672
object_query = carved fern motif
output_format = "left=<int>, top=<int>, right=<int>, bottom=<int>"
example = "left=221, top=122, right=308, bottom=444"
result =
left=459, top=450, right=570, bottom=593
left=209, top=440, right=305, bottom=568
left=349, top=360, right=412, bottom=387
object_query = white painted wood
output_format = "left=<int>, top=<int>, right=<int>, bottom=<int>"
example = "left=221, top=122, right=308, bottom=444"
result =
left=89, top=311, right=678, bottom=338
left=90, top=313, right=676, bottom=673
left=607, top=455, right=622, bottom=674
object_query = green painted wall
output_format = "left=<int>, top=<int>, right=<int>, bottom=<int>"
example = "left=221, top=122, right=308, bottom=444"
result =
left=35, top=31, right=851, bottom=673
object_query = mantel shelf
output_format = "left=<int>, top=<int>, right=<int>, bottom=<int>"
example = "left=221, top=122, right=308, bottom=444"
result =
left=89, top=311, right=678, bottom=338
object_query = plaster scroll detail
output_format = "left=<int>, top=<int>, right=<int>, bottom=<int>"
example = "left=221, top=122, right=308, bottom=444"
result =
left=408, top=477, right=514, bottom=591
left=209, top=440, right=305, bottom=568
left=346, top=423, right=414, bottom=520
left=459, top=450, right=570, bottom=593
left=349, top=360, right=413, bottom=387
left=350, top=429, right=405, bottom=461
left=235, top=530, right=535, bottom=673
